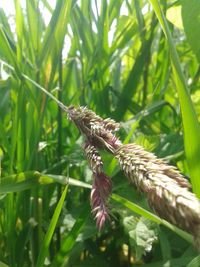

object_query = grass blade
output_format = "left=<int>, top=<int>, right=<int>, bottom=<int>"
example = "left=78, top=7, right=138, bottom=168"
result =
left=136, top=257, right=194, bottom=267
left=0, top=262, right=10, bottom=267
left=52, top=204, right=90, bottom=266
left=14, top=0, right=24, bottom=64
left=0, top=171, right=91, bottom=194
left=36, top=186, right=68, bottom=267
left=39, top=0, right=72, bottom=65
left=186, top=255, right=200, bottom=267
left=0, top=27, right=20, bottom=76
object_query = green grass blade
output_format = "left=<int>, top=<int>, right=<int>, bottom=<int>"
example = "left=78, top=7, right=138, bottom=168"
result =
left=26, top=0, right=43, bottom=57
left=0, top=261, right=10, bottom=267
left=39, top=0, right=72, bottom=65
left=36, top=186, right=68, bottom=267
left=0, top=171, right=50, bottom=194
left=52, top=204, right=90, bottom=266
left=181, top=0, right=200, bottom=63
left=0, top=8, right=13, bottom=40
left=14, top=0, right=24, bottom=64
left=136, top=257, right=194, bottom=267
left=0, top=171, right=90, bottom=194
left=149, top=0, right=200, bottom=197
left=108, top=0, right=123, bottom=25
left=111, top=193, right=193, bottom=244
left=113, top=16, right=156, bottom=120
left=0, top=27, right=20, bottom=76
left=186, top=255, right=200, bottom=267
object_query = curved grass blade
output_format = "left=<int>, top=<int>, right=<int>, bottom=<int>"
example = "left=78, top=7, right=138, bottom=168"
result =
left=0, top=171, right=44, bottom=194
left=111, top=193, right=193, bottom=244
left=0, top=262, right=10, bottom=267
left=39, top=0, right=72, bottom=65
left=136, top=257, right=194, bottom=267
left=148, top=0, right=200, bottom=198
left=15, top=0, right=24, bottom=64
left=186, top=255, right=200, bottom=267
left=0, top=171, right=91, bottom=194
left=0, top=27, right=21, bottom=76
left=52, top=204, right=90, bottom=267
left=36, top=186, right=68, bottom=267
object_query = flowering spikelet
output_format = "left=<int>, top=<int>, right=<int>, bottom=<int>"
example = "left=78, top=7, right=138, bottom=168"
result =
left=84, top=143, right=103, bottom=173
left=115, top=143, right=200, bottom=248
left=91, top=172, right=112, bottom=230
left=84, top=143, right=112, bottom=229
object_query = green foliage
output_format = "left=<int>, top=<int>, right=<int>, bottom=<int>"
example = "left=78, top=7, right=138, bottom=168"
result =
left=181, top=0, right=200, bottom=63
left=150, top=0, right=200, bottom=197
left=123, top=216, right=159, bottom=260
left=36, top=186, right=68, bottom=267
left=0, top=0, right=200, bottom=266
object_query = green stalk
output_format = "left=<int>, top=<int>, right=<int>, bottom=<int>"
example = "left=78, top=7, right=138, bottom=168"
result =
left=56, top=51, right=63, bottom=251
left=36, top=186, right=68, bottom=267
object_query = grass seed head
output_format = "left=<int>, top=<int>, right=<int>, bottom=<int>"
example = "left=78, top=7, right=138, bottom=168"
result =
left=73, top=106, right=200, bottom=249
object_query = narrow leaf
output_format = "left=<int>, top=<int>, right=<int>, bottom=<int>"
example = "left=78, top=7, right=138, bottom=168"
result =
left=0, top=27, right=21, bottom=76
left=52, top=204, right=89, bottom=266
left=181, top=0, right=200, bottom=62
left=36, top=186, right=68, bottom=267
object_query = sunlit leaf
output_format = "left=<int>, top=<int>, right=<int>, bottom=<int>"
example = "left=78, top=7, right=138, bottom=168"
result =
left=181, top=0, right=200, bottom=62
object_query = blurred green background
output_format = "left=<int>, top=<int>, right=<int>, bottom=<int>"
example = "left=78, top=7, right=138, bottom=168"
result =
left=0, top=0, right=200, bottom=266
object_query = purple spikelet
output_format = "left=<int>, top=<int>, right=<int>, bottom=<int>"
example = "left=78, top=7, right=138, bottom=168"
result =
left=84, top=143, right=113, bottom=229
left=67, top=106, right=121, bottom=229
left=91, top=172, right=112, bottom=229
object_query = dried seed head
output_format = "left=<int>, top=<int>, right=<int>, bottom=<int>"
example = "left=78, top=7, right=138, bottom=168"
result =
left=84, top=143, right=103, bottom=174
left=68, top=106, right=120, bottom=133
left=68, top=106, right=121, bottom=152
left=69, top=105, right=200, bottom=249
left=115, top=143, right=200, bottom=247
left=103, top=118, right=120, bottom=132
left=84, top=142, right=112, bottom=229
